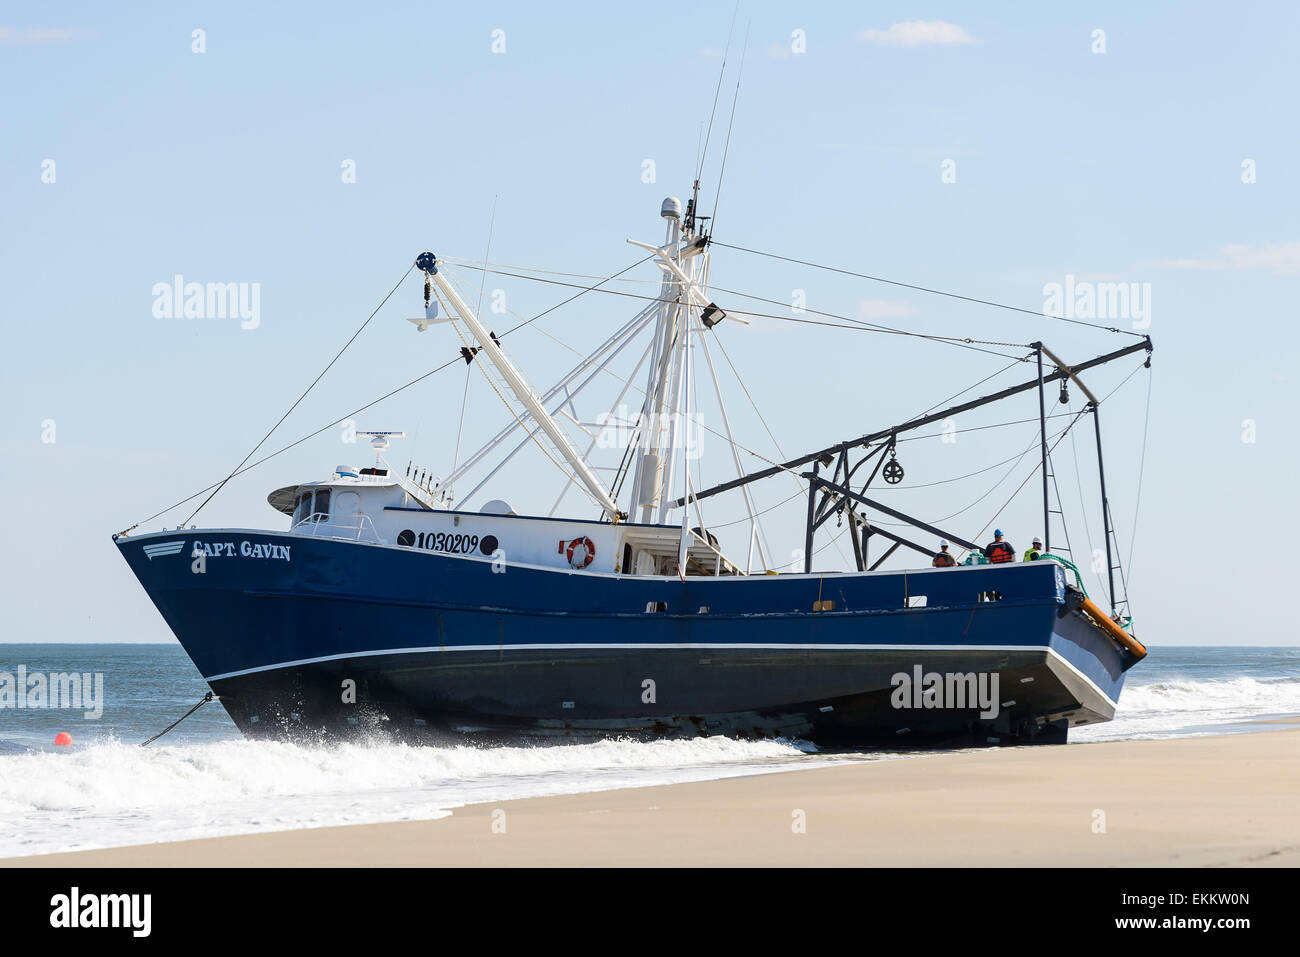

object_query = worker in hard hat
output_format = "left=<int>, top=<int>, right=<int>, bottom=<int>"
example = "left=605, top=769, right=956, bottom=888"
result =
left=1023, top=536, right=1043, bottom=562
left=932, top=540, right=957, bottom=567
left=983, top=529, right=1016, bottom=564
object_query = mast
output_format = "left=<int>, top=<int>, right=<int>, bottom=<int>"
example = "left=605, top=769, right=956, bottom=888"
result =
left=1035, top=343, right=1050, bottom=554
left=626, top=197, right=712, bottom=524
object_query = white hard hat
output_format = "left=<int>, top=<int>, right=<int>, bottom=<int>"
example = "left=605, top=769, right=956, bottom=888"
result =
left=939, top=539, right=949, bottom=547
left=1032, top=536, right=1042, bottom=545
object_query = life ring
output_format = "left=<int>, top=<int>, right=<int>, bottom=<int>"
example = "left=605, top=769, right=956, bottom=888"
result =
left=565, top=536, right=595, bottom=569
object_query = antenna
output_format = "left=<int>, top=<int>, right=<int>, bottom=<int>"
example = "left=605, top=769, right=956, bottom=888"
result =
left=357, top=430, right=405, bottom=467
left=709, top=19, right=750, bottom=238
left=691, top=0, right=740, bottom=236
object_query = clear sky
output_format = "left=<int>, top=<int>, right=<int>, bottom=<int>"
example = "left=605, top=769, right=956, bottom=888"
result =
left=3, top=2, right=1297, bottom=646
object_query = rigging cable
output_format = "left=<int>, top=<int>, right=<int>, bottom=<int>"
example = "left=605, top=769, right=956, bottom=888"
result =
left=120, top=256, right=654, bottom=534
left=969, top=407, right=1093, bottom=550
left=710, top=241, right=1145, bottom=337
left=140, top=692, right=216, bottom=747
left=707, top=19, right=749, bottom=236
left=448, top=200, right=499, bottom=495
left=446, top=262, right=1034, bottom=361
left=175, top=262, right=415, bottom=529
left=1067, top=399, right=1106, bottom=604
left=907, top=353, right=1034, bottom=422
left=1125, top=365, right=1154, bottom=582
left=696, top=0, right=740, bottom=186
left=970, top=359, right=1148, bottom=552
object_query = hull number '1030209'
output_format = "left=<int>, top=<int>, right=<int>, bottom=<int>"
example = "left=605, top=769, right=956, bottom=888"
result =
left=398, top=530, right=480, bottom=554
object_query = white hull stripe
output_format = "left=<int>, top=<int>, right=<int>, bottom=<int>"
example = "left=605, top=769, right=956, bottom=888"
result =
left=142, top=541, right=186, bottom=558
left=204, top=642, right=1119, bottom=709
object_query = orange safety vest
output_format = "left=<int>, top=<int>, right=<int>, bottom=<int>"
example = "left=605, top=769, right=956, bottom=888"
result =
left=986, top=541, right=1015, bottom=563
left=932, top=551, right=956, bottom=567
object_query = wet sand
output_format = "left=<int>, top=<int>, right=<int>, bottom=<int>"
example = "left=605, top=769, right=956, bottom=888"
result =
left=7, top=727, right=1298, bottom=867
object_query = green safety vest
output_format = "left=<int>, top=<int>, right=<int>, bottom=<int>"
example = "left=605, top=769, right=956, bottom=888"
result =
left=1023, top=548, right=1041, bottom=562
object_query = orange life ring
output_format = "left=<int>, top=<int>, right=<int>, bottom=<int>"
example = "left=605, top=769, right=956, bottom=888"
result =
left=565, top=536, right=595, bottom=569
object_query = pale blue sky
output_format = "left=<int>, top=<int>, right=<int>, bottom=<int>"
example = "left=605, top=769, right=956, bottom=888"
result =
left=3, top=2, right=1297, bottom=645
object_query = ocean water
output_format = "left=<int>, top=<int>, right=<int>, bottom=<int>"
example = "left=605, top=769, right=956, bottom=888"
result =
left=0, top=644, right=1296, bottom=857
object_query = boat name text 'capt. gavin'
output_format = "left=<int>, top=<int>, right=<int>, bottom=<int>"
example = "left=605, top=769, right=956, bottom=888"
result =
left=191, top=540, right=292, bottom=561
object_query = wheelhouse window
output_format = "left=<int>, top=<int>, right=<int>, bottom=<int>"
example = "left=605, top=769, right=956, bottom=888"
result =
left=292, top=488, right=332, bottom=525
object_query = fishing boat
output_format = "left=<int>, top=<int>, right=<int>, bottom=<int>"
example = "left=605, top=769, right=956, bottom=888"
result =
left=114, top=192, right=1152, bottom=747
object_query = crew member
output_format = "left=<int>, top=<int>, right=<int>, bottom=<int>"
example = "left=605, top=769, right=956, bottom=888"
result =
left=983, top=529, right=1016, bottom=564
left=1023, top=536, right=1043, bottom=562
left=932, top=540, right=957, bottom=567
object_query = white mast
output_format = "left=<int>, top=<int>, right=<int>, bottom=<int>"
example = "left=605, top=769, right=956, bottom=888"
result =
left=626, top=197, right=715, bottom=525
left=420, top=257, right=621, bottom=518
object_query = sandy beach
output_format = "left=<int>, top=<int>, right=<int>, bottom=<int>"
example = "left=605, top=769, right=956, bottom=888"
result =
left=7, top=726, right=1299, bottom=867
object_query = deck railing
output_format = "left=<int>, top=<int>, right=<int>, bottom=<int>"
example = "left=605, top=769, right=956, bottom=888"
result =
left=292, top=512, right=382, bottom=543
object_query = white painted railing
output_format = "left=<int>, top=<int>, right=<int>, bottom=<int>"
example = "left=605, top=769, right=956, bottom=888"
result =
left=292, top=512, right=382, bottom=543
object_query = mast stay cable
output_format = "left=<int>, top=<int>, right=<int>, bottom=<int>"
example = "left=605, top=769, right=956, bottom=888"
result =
left=175, top=262, right=415, bottom=530
left=119, top=256, right=653, bottom=534
left=711, top=241, right=1145, bottom=337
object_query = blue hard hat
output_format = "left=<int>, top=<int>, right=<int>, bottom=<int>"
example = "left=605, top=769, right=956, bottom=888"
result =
left=994, top=529, right=1003, bottom=536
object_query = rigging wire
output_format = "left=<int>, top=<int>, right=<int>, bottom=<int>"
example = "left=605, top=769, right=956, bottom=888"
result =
left=1046, top=449, right=1077, bottom=564
left=968, top=407, right=1093, bottom=549
left=448, top=261, right=1033, bottom=361
left=1067, top=401, right=1105, bottom=603
left=448, top=198, right=500, bottom=491
left=449, top=363, right=473, bottom=495
left=696, top=0, right=740, bottom=186
left=1125, top=365, right=1154, bottom=582
left=968, top=359, right=1148, bottom=555
left=175, top=262, right=415, bottom=530
left=710, top=241, right=1145, bottom=337
left=896, top=411, right=1077, bottom=446
left=708, top=19, right=749, bottom=236
left=907, top=354, right=1033, bottom=422
left=121, top=256, right=654, bottom=533
left=438, top=256, right=667, bottom=285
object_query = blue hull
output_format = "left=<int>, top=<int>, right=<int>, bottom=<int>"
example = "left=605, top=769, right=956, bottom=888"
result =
left=115, top=530, right=1134, bottom=745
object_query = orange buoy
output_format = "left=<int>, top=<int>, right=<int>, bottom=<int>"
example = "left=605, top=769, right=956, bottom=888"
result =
left=54, top=732, right=72, bottom=747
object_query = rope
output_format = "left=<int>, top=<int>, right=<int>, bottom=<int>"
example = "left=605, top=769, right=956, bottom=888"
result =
left=140, top=692, right=216, bottom=747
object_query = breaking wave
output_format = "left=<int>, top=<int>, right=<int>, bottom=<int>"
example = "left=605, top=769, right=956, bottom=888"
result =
left=0, top=735, right=839, bottom=857
left=1075, top=675, right=1300, bottom=741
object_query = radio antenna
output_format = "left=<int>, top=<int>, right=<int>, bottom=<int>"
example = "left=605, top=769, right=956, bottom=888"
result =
left=709, top=19, right=750, bottom=239
left=690, top=0, right=740, bottom=234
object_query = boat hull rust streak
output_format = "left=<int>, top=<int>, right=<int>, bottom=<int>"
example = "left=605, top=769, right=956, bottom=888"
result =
left=116, top=530, right=1132, bottom=746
